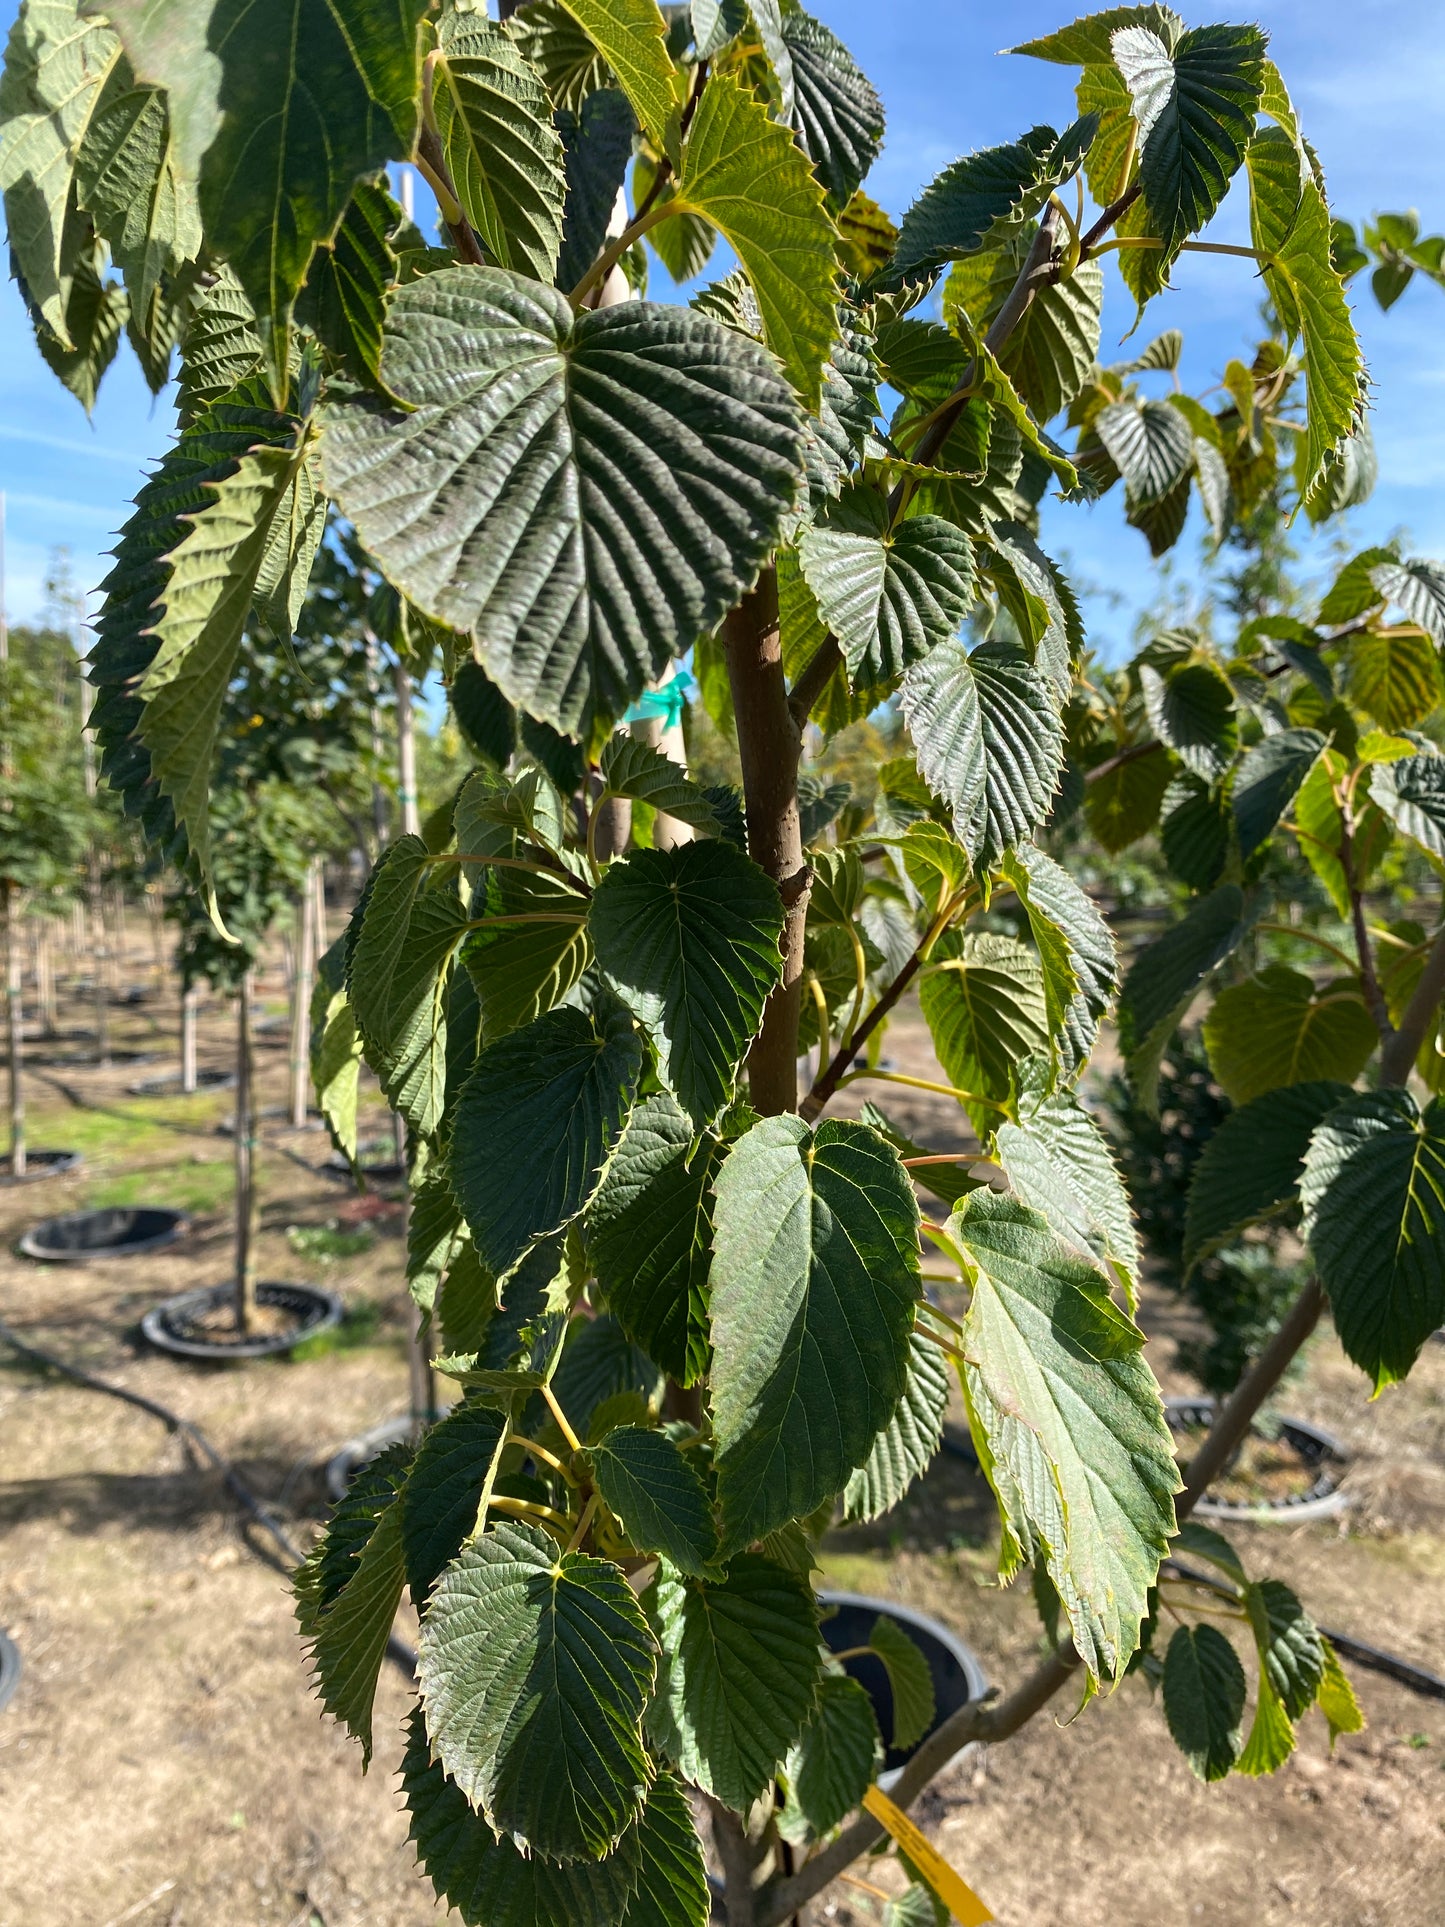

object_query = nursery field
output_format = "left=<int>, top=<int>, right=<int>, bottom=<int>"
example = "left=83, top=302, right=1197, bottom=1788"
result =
left=0, top=956, right=1441, bottom=1927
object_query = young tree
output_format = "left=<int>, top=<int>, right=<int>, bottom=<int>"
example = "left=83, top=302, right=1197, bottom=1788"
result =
left=6, top=2, right=1443, bottom=1919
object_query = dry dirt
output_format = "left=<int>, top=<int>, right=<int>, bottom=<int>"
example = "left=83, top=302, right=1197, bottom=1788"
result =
left=1, top=959, right=1442, bottom=1927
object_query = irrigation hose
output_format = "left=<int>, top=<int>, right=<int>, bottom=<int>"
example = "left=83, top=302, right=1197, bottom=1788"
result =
left=0, top=1313, right=416, bottom=1679
left=1, top=1317, right=1438, bottom=1705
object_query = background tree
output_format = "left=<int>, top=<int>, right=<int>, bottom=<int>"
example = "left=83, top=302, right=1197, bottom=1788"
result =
left=5, top=3, right=1443, bottom=1922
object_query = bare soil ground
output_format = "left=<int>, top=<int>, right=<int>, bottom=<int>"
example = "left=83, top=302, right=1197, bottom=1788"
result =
left=1, top=960, right=1442, bottom=1927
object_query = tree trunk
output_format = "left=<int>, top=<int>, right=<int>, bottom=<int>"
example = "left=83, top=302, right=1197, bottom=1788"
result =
left=313, top=861, right=328, bottom=955
left=724, top=570, right=809, bottom=1116
left=590, top=780, right=632, bottom=861
left=289, top=862, right=317, bottom=1127
left=181, top=983, right=198, bottom=1094
left=234, top=973, right=259, bottom=1333
left=393, top=656, right=436, bottom=1428
left=4, top=880, right=24, bottom=1178
left=88, top=852, right=109, bottom=1069
left=146, top=885, right=165, bottom=991
left=35, top=916, right=55, bottom=1036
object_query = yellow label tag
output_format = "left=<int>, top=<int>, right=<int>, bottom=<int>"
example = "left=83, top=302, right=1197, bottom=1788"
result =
left=861, top=1785, right=993, bottom=1926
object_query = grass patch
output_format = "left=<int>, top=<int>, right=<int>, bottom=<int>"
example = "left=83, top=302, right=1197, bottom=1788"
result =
left=287, top=1221, right=376, bottom=1263
left=88, top=1160, right=235, bottom=1216
left=288, top=1299, right=386, bottom=1361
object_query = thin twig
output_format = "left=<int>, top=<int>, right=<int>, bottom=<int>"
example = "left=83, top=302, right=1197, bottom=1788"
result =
left=1337, top=794, right=1394, bottom=1040
left=1380, top=912, right=1445, bottom=1086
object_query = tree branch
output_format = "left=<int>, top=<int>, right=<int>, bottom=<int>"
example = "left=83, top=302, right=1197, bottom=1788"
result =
left=708, top=1797, right=759, bottom=1927
left=1380, top=913, right=1445, bottom=1087
left=753, top=1268, right=1330, bottom=1926
left=1075, top=179, right=1143, bottom=262
left=415, top=125, right=486, bottom=267
left=1082, top=738, right=1165, bottom=787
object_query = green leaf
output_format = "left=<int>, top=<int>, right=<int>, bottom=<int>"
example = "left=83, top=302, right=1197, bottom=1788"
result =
left=253, top=442, right=327, bottom=640
left=647, top=1552, right=821, bottom=1811
left=1084, top=744, right=1170, bottom=852
left=919, top=934, right=1051, bottom=1127
left=952, top=1190, right=1180, bottom=1684
left=868, top=1613, right=936, bottom=1751
left=138, top=429, right=308, bottom=910
left=619, top=1769, right=710, bottom=1927
left=350, top=836, right=470, bottom=1136
left=1010, top=8, right=1185, bottom=66
left=599, top=733, right=721, bottom=832
left=309, top=947, right=363, bottom=1164
left=99, top=0, right=428, bottom=395
left=1369, top=753, right=1445, bottom=860
left=782, top=7, right=884, bottom=208
left=901, top=640, right=1063, bottom=873
left=1317, top=543, right=1398, bottom=626
left=1264, top=180, right=1365, bottom=504
left=1097, top=398, right=1193, bottom=509
left=401, top=1401, right=510, bottom=1605
left=800, top=487, right=976, bottom=689
left=30, top=213, right=126, bottom=411
left=295, top=1441, right=411, bottom=1634
left=1002, top=842, right=1117, bottom=1074
left=1113, top=22, right=1265, bottom=261
left=1202, top=967, right=1377, bottom=1106
left=587, top=1425, right=718, bottom=1575
left=673, top=69, right=839, bottom=409
left=1232, top=727, right=1326, bottom=859
left=451, top=999, right=643, bottom=1277
left=1316, top=1637, right=1365, bottom=1749
left=554, top=0, right=679, bottom=156
left=1371, top=556, right=1445, bottom=646
left=1182, top=1079, right=1353, bottom=1271
left=407, top=1168, right=467, bottom=1312
left=556, top=85, right=636, bottom=292
left=434, top=11, right=567, bottom=283
left=303, top=1494, right=407, bottom=1767
left=1162, top=1623, right=1246, bottom=1781
left=1291, top=750, right=1391, bottom=921
left=1116, top=884, right=1251, bottom=1111
left=1300, top=1089, right=1445, bottom=1390
left=1174, top=1518, right=1246, bottom=1586
left=590, top=840, right=784, bottom=1132
left=944, top=234, right=1103, bottom=422
left=418, top=1519, right=655, bottom=1858
left=586, top=1091, right=719, bottom=1386
left=1344, top=627, right=1441, bottom=733
left=884, top=118, right=1097, bottom=292
left=1236, top=1670, right=1295, bottom=1777
left=465, top=869, right=594, bottom=1043
left=554, top=1310, right=666, bottom=1434
left=1245, top=1578, right=1323, bottom=1721
left=294, top=177, right=396, bottom=389
left=401, top=1703, right=644, bottom=1927
left=840, top=1326, right=949, bottom=1524
left=175, top=265, right=262, bottom=425
left=1159, top=772, right=1229, bottom=890
left=322, top=267, right=803, bottom=737
left=780, top=1674, right=880, bottom=1841
left=709, top=1115, right=921, bottom=1553
left=1140, top=659, right=1237, bottom=779
left=996, top=1083, right=1140, bottom=1304
left=73, top=65, right=201, bottom=347
left=0, top=0, right=121, bottom=341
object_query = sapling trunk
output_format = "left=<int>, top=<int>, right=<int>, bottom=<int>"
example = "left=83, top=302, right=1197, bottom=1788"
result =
left=3, top=879, right=23, bottom=1178
left=181, top=983, right=198, bottom=1094
left=724, top=569, right=808, bottom=1116
left=393, top=655, right=436, bottom=1427
left=233, top=972, right=259, bottom=1333
left=289, top=862, right=317, bottom=1127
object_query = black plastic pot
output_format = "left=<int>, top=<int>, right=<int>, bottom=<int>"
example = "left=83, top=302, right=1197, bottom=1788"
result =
left=128, top=1067, right=235, bottom=1098
left=818, top=1590, right=989, bottom=1788
left=0, top=1631, right=20, bottom=1715
left=140, top=1281, right=343, bottom=1360
left=1163, top=1396, right=1350, bottom=1522
left=324, top=1141, right=406, bottom=1186
left=18, top=1206, right=188, bottom=1263
left=0, top=1150, right=82, bottom=1186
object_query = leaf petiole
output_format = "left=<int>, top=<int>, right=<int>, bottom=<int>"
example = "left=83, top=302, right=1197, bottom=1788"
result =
left=543, top=1382, right=584, bottom=1455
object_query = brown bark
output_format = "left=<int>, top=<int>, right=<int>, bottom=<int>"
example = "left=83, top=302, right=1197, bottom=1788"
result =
left=233, top=974, right=258, bottom=1333
left=724, top=570, right=809, bottom=1116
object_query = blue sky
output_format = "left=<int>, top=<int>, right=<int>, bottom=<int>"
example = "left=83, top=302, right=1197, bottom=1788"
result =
left=1, top=0, right=1442, bottom=663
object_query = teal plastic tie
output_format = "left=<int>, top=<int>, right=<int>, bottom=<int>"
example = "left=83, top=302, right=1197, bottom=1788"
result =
left=622, top=669, right=693, bottom=731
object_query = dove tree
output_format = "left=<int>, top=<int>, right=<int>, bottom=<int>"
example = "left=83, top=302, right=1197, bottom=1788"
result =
left=4, top=0, right=1441, bottom=1918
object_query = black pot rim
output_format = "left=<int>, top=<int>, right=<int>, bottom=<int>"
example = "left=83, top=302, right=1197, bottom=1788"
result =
left=325, top=1413, right=418, bottom=1503
left=0, top=1630, right=19, bottom=1716
left=1163, top=1394, right=1350, bottom=1520
left=18, top=1206, right=189, bottom=1264
left=0, top=1150, right=83, bottom=1187
left=818, top=1588, right=989, bottom=1788
left=128, top=1067, right=236, bottom=1097
left=140, top=1280, right=343, bottom=1360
